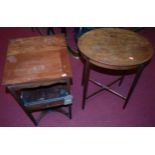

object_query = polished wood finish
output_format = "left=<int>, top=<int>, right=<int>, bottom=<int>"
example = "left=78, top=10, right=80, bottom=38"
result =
left=78, top=28, right=154, bottom=109
left=78, top=28, right=154, bottom=70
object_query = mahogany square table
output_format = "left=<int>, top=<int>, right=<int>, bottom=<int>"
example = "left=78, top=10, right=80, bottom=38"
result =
left=2, top=34, right=73, bottom=126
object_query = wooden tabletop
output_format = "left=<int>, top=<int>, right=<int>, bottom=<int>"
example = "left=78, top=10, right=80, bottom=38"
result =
left=2, top=34, right=72, bottom=86
left=78, top=28, right=154, bottom=70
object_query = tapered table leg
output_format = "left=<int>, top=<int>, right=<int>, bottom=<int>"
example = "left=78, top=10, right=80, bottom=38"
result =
left=123, top=64, right=145, bottom=109
left=82, top=60, right=90, bottom=109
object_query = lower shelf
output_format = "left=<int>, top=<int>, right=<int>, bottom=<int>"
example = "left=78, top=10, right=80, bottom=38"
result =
left=20, top=84, right=73, bottom=111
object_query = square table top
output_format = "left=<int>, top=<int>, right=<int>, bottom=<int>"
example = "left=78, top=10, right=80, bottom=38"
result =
left=2, top=34, right=72, bottom=87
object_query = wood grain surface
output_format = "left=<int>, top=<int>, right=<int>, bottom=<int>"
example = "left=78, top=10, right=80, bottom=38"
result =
left=7, top=34, right=66, bottom=55
left=2, top=34, right=72, bottom=86
left=78, top=28, right=154, bottom=70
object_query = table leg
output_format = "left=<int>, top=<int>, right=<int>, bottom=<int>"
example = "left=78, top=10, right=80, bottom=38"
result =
left=123, top=64, right=145, bottom=109
left=31, top=28, right=44, bottom=35
left=7, top=86, right=38, bottom=126
left=82, top=60, right=90, bottom=109
left=68, top=105, right=72, bottom=119
left=81, top=60, right=87, bottom=86
left=118, top=75, right=125, bottom=86
left=47, top=27, right=55, bottom=35
left=27, top=112, right=38, bottom=126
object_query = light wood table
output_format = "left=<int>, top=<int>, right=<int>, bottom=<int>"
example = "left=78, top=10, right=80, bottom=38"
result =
left=78, top=28, right=154, bottom=109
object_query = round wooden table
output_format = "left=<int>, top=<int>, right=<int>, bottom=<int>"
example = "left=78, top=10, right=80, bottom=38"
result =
left=78, top=28, right=154, bottom=109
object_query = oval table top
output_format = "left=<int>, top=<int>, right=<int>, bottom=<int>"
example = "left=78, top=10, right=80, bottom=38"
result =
left=78, top=28, right=154, bottom=70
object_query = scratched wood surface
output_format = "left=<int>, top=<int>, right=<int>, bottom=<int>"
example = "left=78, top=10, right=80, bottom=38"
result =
left=2, top=34, right=72, bottom=85
left=78, top=28, right=154, bottom=70
left=7, top=34, right=66, bottom=56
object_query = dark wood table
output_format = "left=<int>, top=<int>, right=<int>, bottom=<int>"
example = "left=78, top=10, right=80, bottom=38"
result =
left=2, top=34, right=73, bottom=126
left=78, top=28, right=154, bottom=109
